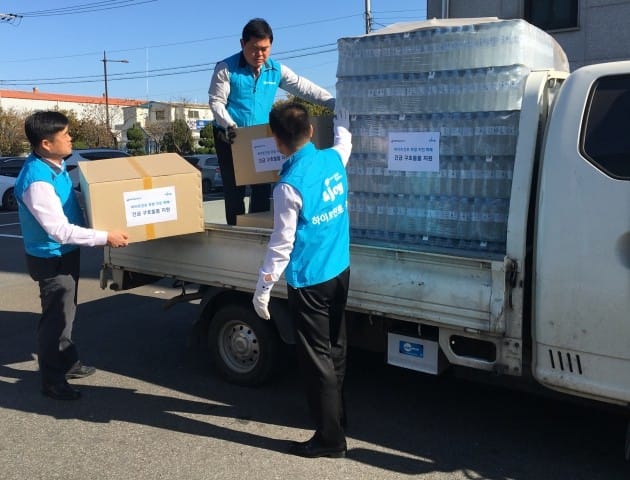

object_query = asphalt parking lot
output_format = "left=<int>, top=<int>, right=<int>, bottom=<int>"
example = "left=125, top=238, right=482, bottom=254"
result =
left=0, top=208, right=628, bottom=479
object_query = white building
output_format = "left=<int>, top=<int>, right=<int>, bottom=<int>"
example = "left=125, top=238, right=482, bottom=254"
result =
left=0, top=88, right=144, bottom=132
left=0, top=88, right=213, bottom=151
left=122, top=101, right=213, bottom=152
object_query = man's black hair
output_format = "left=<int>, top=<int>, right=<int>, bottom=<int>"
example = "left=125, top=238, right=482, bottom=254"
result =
left=269, top=102, right=310, bottom=151
left=24, top=111, right=69, bottom=148
left=242, top=18, right=273, bottom=43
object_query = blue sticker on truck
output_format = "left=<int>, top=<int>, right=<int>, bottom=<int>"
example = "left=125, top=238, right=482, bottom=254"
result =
left=399, top=340, right=424, bottom=358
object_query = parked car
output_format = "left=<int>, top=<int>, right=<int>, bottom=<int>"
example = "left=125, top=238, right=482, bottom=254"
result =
left=184, top=154, right=222, bottom=193
left=0, top=156, right=26, bottom=178
left=0, top=156, right=26, bottom=211
left=0, top=173, right=17, bottom=211
left=65, top=148, right=131, bottom=189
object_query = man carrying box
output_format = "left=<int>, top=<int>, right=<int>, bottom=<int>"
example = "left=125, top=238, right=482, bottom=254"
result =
left=208, top=17, right=335, bottom=225
left=15, top=111, right=128, bottom=401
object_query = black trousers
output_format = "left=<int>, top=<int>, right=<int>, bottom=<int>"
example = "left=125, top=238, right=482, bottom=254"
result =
left=213, top=128, right=271, bottom=226
left=26, top=248, right=81, bottom=387
left=287, top=267, right=350, bottom=446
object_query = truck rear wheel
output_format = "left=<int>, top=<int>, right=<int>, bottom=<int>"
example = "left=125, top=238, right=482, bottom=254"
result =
left=208, top=304, right=279, bottom=386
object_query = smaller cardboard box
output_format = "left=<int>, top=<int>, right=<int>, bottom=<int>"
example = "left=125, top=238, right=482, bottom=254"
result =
left=231, top=115, right=334, bottom=186
left=236, top=211, right=274, bottom=229
left=78, top=153, right=204, bottom=243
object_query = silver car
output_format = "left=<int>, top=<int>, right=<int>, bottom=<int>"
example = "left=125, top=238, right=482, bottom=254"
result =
left=184, top=154, right=222, bottom=193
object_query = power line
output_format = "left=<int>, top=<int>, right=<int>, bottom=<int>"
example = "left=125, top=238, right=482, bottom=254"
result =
left=0, top=46, right=339, bottom=87
left=14, top=0, right=156, bottom=17
left=0, top=6, right=426, bottom=92
left=0, top=13, right=358, bottom=64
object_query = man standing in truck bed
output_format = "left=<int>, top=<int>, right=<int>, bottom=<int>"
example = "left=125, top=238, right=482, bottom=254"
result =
left=208, top=17, right=335, bottom=225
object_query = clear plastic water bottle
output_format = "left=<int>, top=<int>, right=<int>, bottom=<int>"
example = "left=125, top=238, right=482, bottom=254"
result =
left=480, top=155, right=497, bottom=198
left=494, top=156, right=512, bottom=199
left=375, top=193, right=388, bottom=241
left=470, top=197, right=484, bottom=244
left=456, top=197, right=473, bottom=249
left=458, top=156, right=473, bottom=197
left=470, top=156, right=485, bottom=198
left=364, top=192, right=377, bottom=234
left=426, top=195, right=439, bottom=239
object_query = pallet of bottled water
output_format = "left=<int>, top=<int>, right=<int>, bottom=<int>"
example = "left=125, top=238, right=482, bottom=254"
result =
left=337, top=18, right=569, bottom=77
left=336, top=18, right=568, bottom=256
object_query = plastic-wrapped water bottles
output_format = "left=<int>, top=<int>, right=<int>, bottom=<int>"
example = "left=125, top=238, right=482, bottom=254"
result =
left=456, top=197, right=473, bottom=248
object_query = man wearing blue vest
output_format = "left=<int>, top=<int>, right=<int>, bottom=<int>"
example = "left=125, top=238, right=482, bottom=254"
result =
left=15, top=111, right=128, bottom=401
left=253, top=104, right=352, bottom=458
left=208, top=18, right=335, bottom=225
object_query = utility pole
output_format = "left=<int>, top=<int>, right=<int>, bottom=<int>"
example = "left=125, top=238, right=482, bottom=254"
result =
left=101, top=50, right=129, bottom=147
left=365, top=0, right=372, bottom=34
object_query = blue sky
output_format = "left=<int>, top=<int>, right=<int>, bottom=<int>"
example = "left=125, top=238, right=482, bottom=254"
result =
left=0, top=0, right=427, bottom=104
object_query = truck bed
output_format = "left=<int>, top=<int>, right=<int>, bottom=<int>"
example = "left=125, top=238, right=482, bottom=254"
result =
left=106, top=205, right=509, bottom=335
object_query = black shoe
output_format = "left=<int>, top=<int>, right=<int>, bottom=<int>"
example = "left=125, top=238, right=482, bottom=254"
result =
left=42, top=382, right=81, bottom=401
left=288, top=436, right=347, bottom=458
left=66, top=361, right=96, bottom=380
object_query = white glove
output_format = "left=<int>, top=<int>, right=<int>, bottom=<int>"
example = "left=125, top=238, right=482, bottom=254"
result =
left=333, top=108, right=350, bottom=131
left=252, top=272, right=274, bottom=320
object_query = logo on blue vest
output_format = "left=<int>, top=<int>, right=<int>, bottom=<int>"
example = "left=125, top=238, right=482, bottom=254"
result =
left=322, top=172, right=343, bottom=202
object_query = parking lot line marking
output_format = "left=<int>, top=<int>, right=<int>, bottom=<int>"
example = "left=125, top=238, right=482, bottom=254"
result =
left=0, top=234, right=22, bottom=239
left=0, top=223, right=20, bottom=227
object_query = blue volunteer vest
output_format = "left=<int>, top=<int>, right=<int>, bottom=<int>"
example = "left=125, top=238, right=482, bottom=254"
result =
left=14, top=154, right=85, bottom=258
left=279, top=142, right=350, bottom=288
left=222, top=52, right=282, bottom=127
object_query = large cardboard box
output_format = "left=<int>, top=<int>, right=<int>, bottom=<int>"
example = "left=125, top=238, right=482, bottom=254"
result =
left=78, top=153, right=204, bottom=243
left=231, top=115, right=334, bottom=186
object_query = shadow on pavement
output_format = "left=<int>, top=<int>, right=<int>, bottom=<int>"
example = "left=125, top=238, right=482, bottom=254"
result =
left=1, top=291, right=628, bottom=478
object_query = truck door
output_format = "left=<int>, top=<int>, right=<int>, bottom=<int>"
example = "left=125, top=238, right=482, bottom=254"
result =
left=533, top=62, right=630, bottom=405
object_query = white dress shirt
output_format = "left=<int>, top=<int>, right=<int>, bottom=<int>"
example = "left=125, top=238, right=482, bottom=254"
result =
left=22, top=159, right=108, bottom=247
left=209, top=61, right=335, bottom=129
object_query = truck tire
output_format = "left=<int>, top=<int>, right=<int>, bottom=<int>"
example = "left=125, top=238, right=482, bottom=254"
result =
left=208, top=304, right=280, bottom=386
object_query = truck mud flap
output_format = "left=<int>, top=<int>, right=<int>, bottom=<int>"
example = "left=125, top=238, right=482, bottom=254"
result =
left=108, top=269, right=162, bottom=291
left=386, top=332, right=447, bottom=375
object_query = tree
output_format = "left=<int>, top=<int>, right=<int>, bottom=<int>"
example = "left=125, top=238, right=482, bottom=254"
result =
left=162, top=119, right=194, bottom=154
left=198, top=124, right=215, bottom=153
left=276, top=95, right=334, bottom=117
left=0, top=108, right=28, bottom=156
left=126, top=123, right=146, bottom=155
left=63, top=107, right=111, bottom=148
left=144, top=120, right=171, bottom=153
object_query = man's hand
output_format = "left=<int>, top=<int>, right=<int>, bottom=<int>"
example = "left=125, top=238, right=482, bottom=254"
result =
left=226, top=125, right=237, bottom=143
left=252, top=271, right=274, bottom=320
left=218, top=125, right=237, bottom=144
left=252, top=290, right=271, bottom=320
left=334, top=108, right=350, bottom=131
left=107, top=230, right=129, bottom=248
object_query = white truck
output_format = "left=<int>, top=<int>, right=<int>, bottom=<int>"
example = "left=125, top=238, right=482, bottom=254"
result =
left=100, top=61, right=630, bottom=456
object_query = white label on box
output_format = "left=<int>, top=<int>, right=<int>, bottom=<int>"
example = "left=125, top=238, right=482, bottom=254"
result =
left=251, top=137, right=284, bottom=173
left=388, top=131, right=440, bottom=172
left=123, top=186, right=178, bottom=227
